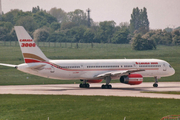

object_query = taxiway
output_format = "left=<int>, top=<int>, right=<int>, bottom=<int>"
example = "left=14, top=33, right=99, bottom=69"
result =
left=0, top=82, right=180, bottom=99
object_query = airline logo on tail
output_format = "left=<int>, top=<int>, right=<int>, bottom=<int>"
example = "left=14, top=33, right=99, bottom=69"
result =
left=19, top=39, right=46, bottom=63
left=14, top=26, right=49, bottom=63
left=20, top=40, right=36, bottom=47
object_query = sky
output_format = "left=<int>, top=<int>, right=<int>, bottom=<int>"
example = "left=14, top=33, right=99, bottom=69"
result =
left=1, top=0, right=180, bottom=29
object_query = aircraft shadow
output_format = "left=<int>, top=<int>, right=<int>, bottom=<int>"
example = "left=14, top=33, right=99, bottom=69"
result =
left=29, top=85, right=180, bottom=92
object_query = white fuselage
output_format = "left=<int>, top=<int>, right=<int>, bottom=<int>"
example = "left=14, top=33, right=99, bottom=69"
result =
left=17, top=59, right=175, bottom=80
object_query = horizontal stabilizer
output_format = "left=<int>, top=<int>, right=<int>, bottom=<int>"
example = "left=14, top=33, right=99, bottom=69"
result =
left=28, top=64, right=46, bottom=70
left=0, top=63, right=17, bottom=68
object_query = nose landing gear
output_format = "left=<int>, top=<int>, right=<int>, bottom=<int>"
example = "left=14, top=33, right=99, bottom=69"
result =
left=153, top=76, right=158, bottom=87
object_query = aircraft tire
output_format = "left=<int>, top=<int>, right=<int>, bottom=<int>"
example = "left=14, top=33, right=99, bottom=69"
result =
left=79, top=83, right=90, bottom=88
left=101, top=84, right=112, bottom=89
left=86, top=84, right=90, bottom=88
left=153, top=83, right=158, bottom=87
left=79, top=83, right=83, bottom=88
left=108, top=85, right=112, bottom=89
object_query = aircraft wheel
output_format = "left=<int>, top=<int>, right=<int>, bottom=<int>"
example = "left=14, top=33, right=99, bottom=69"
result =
left=101, top=84, right=112, bottom=89
left=86, top=84, right=90, bottom=88
left=79, top=83, right=89, bottom=88
left=153, top=83, right=158, bottom=87
left=108, top=85, right=112, bottom=89
left=79, top=83, right=83, bottom=88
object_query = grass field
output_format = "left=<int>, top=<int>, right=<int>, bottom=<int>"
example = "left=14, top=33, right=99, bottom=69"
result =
left=0, top=95, right=180, bottom=120
left=0, top=42, right=180, bottom=85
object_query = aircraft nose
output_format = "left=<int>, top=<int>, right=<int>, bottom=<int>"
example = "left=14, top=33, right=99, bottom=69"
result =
left=171, top=68, right=175, bottom=75
left=169, top=67, right=175, bottom=76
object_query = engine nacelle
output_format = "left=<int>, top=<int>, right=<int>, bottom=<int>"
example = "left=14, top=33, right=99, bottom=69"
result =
left=87, top=79, right=103, bottom=83
left=120, top=74, right=143, bottom=85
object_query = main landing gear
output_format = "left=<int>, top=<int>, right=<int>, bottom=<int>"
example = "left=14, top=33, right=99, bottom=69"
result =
left=101, top=84, right=112, bottom=89
left=79, top=80, right=90, bottom=88
left=79, top=77, right=112, bottom=89
left=153, top=76, right=158, bottom=87
left=101, top=76, right=112, bottom=89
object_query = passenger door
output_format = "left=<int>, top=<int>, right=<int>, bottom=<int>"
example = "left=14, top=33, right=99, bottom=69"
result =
left=163, top=63, right=167, bottom=71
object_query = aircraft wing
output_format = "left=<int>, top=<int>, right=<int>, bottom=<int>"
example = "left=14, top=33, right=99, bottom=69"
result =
left=95, top=69, right=145, bottom=78
left=0, top=63, right=17, bottom=68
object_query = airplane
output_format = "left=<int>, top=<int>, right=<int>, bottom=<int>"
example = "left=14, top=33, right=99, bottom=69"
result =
left=0, top=26, right=175, bottom=89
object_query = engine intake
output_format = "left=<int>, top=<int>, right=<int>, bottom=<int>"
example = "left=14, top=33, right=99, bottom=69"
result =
left=120, top=74, right=143, bottom=85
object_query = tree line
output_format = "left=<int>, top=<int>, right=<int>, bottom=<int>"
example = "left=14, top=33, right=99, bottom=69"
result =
left=0, top=6, right=180, bottom=50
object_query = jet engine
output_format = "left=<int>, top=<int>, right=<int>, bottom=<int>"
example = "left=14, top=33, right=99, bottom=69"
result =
left=87, top=79, right=103, bottom=83
left=120, top=74, right=143, bottom=85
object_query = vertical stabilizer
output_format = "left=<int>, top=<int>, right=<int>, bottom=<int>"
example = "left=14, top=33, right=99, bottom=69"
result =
left=14, top=26, right=49, bottom=63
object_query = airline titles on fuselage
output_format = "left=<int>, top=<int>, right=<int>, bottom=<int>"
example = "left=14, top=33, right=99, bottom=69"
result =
left=136, top=62, right=158, bottom=65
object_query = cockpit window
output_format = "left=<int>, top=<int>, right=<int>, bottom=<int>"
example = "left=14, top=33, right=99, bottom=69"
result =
left=169, top=65, right=172, bottom=68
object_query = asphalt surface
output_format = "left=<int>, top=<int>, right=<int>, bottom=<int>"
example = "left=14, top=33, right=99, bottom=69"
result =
left=0, top=82, right=180, bottom=99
